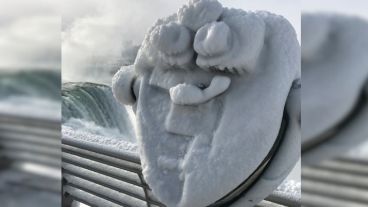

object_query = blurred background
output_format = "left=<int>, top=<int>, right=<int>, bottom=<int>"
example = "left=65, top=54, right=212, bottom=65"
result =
left=0, top=0, right=61, bottom=206
left=301, top=0, right=368, bottom=206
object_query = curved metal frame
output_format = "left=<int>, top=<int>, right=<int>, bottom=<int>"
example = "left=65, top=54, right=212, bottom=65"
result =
left=210, top=112, right=288, bottom=207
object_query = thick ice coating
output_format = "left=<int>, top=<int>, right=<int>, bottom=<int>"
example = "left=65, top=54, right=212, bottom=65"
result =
left=169, top=75, right=231, bottom=105
left=112, top=65, right=136, bottom=105
left=151, top=22, right=194, bottom=66
left=178, top=0, right=223, bottom=31
left=113, top=0, right=300, bottom=206
left=194, top=12, right=266, bottom=73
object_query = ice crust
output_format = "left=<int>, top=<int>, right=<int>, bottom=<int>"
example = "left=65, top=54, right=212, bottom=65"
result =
left=169, top=75, right=231, bottom=105
left=62, top=125, right=138, bottom=155
left=274, top=180, right=301, bottom=202
left=302, top=14, right=368, bottom=142
left=112, top=0, right=300, bottom=206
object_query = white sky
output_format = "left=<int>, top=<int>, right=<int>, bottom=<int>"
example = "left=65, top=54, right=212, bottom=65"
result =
left=303, top=0, right=368, bottom=20
left=61, top=0, right=301, bottom=82
left=62, top=0, right=300, bottom=43
left=221, top=0, right=300, bottom=38
left=2, top=0, right=367, bottom=71
left=0, top=0, right=60, bottom=70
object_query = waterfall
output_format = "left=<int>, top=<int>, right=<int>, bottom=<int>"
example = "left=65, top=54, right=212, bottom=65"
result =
left=62, top=82, right=135, bottom=142
left=0, top=70, right=61, bottom=100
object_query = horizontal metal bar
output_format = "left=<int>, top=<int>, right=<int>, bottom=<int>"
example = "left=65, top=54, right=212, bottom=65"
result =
left=302, top=166, right=368, bottom=189
left=0, top=113, right=60, bottom=129
left=63, top=163, right=146, bottom=198
left=62, top=144, right=142, bottom=173
left=0, top=151, right=60, bottom=167
left=64, top=175, right=148, bottom=207
left=0, top=124, right=60, bottom=139
left=313, top=159, right=368, bottom=176
left=335, top=157, right=368, bottom=166
left=63, top=168, right=163, bottom=206
left=7, top=179, right=61, bottom=193
left=64, top=186, right=123, bottom=207
left=302, top=192, right=368, bottom=207
left=0, top=141, right=60, bottom=157
left=302, top=179, right=368, bottom=204
left=65, top=183, right=134, bottom=207
left=63, top=170, right=147, bottom=203
left=62, top=153, right=144, bottom=188
left=0, top=134, right=60, bottom=148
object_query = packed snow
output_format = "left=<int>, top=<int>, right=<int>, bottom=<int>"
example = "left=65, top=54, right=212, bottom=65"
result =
left=274, top=180, right=301, bottom=202
left=169, top=75, right=231, bottom=105
left=63, top=118, right=126, bottom=139
left=112, top=0, right=300, bottom=206
left=62, top=126, right=138, bottom=154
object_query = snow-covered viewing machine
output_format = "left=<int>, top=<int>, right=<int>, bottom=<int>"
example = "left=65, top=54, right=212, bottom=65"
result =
left=62, top=0, right=301, bottom=206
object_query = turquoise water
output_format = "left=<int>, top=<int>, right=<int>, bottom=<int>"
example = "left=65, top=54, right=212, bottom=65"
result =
left=0, top=70, right=60, bottom=100
left=62, top=82, right=135, bottom=142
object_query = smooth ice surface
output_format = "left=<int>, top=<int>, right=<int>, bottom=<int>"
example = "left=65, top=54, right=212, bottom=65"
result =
left=302, top=14, right=368, bottom=142
left=113, top=0, right=300, bottom=206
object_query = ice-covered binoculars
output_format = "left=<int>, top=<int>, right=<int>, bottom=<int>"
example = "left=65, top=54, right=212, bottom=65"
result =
left=112, top=0, right=300, bottom=206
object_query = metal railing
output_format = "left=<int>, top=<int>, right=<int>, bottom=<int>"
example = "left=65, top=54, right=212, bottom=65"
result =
left=62, top=134, right=299, bottom=207
left=0, top=113, right=60, bottom=168
left=0, top=113, right=61, bottom=202
left=0, top=112, right=299, bottom=206
left=302, top=157, right=368, bottom=207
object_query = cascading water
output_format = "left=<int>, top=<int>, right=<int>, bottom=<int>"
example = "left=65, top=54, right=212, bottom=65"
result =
left=0, top=70, right=61, bottom=119
left=0, top=70, right=61, bottom=101
left=62, top=82, right=136, bottom=142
